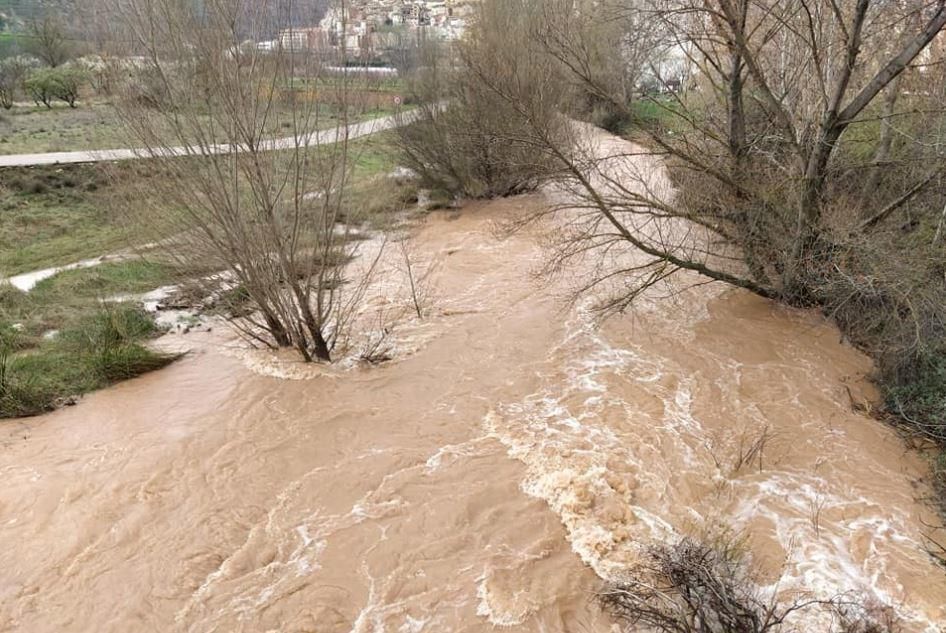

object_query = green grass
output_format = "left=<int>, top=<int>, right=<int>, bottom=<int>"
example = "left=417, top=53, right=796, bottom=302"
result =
left=35, top=259, right=172, bottom=295
left=0, top=164, right=184, bottom=419
left=0, top=131, right=403, bottom=278
left=0, top=32, right=27, bottom=58
left=0, top=102, right=135, bottom=154
left=344, top=131, right=422, bottom=228
left=631, top=98, right=677, bottom=127
left=351, top=131, right=399, bottom=177
left=0, top=258, right=181, bottom=418
left=0, top=164, right=135, bottom=275
left=0, top=304, right=177, bottom=418
left=1, top=260, right=177, bottom=341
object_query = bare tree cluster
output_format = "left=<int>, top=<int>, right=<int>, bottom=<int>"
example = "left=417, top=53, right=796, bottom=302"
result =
left=104, top=0, right=381, bottom=362
left=394, top=0, right=568, bottom=198
left=26, top=13, right=71, bottom=67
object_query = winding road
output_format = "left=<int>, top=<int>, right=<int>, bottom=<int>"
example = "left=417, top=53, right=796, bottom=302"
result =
left=0, top=111, right=414, bottom=168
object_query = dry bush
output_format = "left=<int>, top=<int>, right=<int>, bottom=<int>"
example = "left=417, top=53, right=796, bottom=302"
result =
left=394, top=0, right=567, bottom=198
left=601, top=538, right=902, bottom=633
left=708, top=424, right=776, bottom=478
left=601, top=538, right=787, bottom=633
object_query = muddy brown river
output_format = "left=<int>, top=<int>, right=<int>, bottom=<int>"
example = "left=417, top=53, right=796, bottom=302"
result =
left=2, top=193, right=946, bottom=628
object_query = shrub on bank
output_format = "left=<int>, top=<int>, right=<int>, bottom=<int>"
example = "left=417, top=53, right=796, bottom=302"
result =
left=883, top=352, right=946, bottom=438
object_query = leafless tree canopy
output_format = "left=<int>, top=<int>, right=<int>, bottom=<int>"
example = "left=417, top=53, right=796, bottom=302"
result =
left=395, top=0, right=569, bottom=198
left=103, top=0, right=379, bottom=362
left=26, top=12, right=73, bottom=67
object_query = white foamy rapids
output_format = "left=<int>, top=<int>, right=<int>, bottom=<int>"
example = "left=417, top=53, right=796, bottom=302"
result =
left=483, top=301, right=693, bottom=579
left=484, top=294, right=945, bottom=630
left=476, top=572, right=534, bottom=627
left=734, top=474, right=945, bottom=632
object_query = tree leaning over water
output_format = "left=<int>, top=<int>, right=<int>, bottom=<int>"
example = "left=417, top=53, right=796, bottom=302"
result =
left=399, top=0, right=946, bottom=501
left=525, top=0, right=946, bottom=439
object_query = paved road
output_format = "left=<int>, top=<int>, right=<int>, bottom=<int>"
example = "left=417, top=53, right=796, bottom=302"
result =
left=0, top=112, right=413, bottom=168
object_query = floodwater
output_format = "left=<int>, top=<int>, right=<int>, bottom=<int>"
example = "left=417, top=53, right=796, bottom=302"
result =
left=2, top=182, right=946, bottom=629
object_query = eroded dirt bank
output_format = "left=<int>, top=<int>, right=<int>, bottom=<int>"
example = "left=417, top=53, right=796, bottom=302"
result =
left=1, top=196, right=944, bottom=632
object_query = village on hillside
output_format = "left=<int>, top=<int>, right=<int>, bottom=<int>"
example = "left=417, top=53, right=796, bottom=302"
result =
left=268, top=0, right=477, bottom=63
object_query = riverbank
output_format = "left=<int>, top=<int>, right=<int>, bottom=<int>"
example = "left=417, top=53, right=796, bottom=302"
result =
left=0, top=130, right=409, bottom=419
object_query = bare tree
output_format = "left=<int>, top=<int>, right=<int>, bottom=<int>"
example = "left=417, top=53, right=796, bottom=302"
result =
left=397, top=237, right=436, bottom=320
left=27, top=13, right=72, bottom=67
left=0, top=56, right=38, bottom=108
left=514, top=0, right=946, bottom=297
left=105, top=0, right=383, bottom=363
left=394, top=0, right=568, bottom=198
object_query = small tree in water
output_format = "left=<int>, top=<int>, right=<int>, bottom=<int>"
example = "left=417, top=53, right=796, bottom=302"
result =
left=106, top=0, right=379, bottom=362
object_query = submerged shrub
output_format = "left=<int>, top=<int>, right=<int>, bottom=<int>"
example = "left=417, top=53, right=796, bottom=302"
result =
left=601, top=538, right=901, bottom=633
left=93, top=343, right=175, bottom=382
left=67, top=306, right=175, bottom=382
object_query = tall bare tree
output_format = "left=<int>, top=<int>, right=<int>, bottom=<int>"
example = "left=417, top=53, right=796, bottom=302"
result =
left=105, top=0, right=382, bottom=362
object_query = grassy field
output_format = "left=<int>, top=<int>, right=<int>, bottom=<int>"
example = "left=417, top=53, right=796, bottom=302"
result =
left=0, top=158, right=183, bottom=417
left=0, top=97, right=405, bottom=155
left=0, top=163, right=142, bottom=275
left=0, top=132, right=403, bottom=277
left=0, top=162, right=184, bottom=418
left=0, top=297, right=178, bottom=418
left=3, top=260, right=176, bottom=341
left=0, top=102, right=133, bottom=154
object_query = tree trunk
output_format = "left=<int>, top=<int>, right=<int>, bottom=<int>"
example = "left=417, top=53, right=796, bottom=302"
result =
left=785, top=123, right=845, bottom=296
left=728, top=52, right=747, bottom=170
left=726, top=1, right=748, bottom=172
left=295, top=286, right=332, bottom=363
left=263, top=311, right=292, bottom=347
left=863, top=74, right=903, bottom=199
left=311, top=331, right=332, bottom=363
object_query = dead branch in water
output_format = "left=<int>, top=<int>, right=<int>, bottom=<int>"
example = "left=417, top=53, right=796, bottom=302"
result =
left=600, top=538, right=902, bottom=633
